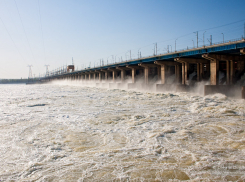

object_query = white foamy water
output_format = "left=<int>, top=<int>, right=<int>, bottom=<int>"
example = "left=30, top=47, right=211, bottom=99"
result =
left=0, top=82, right=245, bottom=181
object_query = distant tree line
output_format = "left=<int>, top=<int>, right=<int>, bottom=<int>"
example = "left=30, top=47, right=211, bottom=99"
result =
left=0, top=78, right=39, bottom=84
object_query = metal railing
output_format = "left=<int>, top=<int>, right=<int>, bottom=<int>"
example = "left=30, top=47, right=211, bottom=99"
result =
left=42, top=37, right=245, bottom=79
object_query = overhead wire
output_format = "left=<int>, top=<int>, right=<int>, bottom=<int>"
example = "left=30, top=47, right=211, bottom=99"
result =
left=156, top=19, right=245, bottom=50
left=112, top=19, right=245, bottom=60
left=152, top=19, right=245, bottom=48
left=37, top=0, right=46, bottom=64
left=0, top=16, right=30, bottom=78
left=209, top=24, right=243, bottom=37
left=3, top=0, right=18, bottom=30
left=14, top=0, right=36, bottom=62
left=0, top=16, right=27, bottom=64
left=107, top=20, right=245, bottom=61
left=198, top=18, right=245, bottom=32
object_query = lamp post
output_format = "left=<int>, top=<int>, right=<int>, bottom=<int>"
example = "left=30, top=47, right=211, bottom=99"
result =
left=221, top=33, right=224, bottom=43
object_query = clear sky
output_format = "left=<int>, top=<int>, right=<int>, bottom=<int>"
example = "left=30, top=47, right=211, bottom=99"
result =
left=0, top=0, right=245, bottom=79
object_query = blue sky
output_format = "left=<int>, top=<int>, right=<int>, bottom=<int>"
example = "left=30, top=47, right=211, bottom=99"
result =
left=0, top=0, right=245, bottom=78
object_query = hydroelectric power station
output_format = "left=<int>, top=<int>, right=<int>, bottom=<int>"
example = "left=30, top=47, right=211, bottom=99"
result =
left=39, top=38, right=245, bottom=98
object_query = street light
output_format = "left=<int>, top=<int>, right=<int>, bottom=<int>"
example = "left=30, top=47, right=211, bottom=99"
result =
left=221, top=33, right=224, bottom=43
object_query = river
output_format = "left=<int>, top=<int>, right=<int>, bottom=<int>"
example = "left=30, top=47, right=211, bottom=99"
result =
left=0, top=81, right=245, bottom=181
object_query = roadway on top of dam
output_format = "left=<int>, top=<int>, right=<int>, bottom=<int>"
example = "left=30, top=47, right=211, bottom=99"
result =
left=49, top=38, right=245, bottom=78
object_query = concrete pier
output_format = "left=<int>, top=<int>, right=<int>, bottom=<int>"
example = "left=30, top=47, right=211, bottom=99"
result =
left=126, top=66, right=140, bottom=84
left=156, top=84, right=177, bottom=92
left=175, top=58, right=208, bottom=85
left=138, top=63, right=150, bottom=84
left=101, top=70, right=108, bottom=81
left=43, top=39, right=245, bottom=98
left=109, top=83, right=118, bottom=89
left=242, top=86, right=245, bottom=99
left=204, top=85, right=241, bottom=97
left=116, top=67, right=128, bottom=82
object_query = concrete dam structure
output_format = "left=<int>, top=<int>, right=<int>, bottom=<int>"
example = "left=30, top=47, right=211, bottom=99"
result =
left=42, top=38, right=245, bottom=98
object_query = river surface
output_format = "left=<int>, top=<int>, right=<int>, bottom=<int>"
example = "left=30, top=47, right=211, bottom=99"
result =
left=0, top=82, right=245, bottom=181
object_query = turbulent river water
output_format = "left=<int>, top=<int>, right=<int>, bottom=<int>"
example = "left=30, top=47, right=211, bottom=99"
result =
left=0, top=82, right=245, bottom=181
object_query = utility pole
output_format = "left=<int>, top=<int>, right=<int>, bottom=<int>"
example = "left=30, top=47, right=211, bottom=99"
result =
left=194, top=31, right=198, bottom=47
left=155, top=43, right=157, bottom=55
left=244, top=22, right=245, bottom=39
left=221, top=33, right=224, bottom=43
left=197, top=31, right=198, bottom=47
left=207, top=35, right=212, bottom=46
left=203, top=31, right=206, bottom=46
left=44, top=65, right=49, bottom=77
left=27, top=65, right=33, bottom=79
left=175, top=39, right=177, bottom=52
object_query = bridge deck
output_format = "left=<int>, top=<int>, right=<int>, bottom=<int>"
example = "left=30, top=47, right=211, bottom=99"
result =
left=58, top=39, right=245, bottom=76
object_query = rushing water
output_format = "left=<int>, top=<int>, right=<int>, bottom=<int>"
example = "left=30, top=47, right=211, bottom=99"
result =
left=0, top=82, right=245, bottom=181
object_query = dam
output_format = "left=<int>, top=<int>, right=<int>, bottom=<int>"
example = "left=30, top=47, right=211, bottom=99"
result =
left=40, top=38, right=245, bottom=98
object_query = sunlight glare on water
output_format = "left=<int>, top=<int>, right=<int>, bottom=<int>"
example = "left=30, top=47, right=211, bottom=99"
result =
left=0, top=83, right=245, bottom=181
